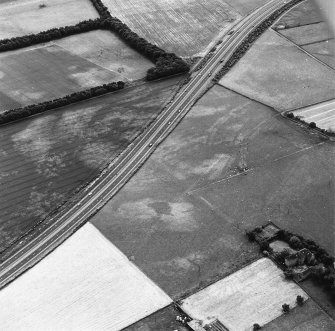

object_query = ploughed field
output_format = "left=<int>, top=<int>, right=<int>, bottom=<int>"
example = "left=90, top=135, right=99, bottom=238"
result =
left=0, top=0, right=99, bottom=40
left=0, top=77, right=182, bottom=251
left=102, top=0, right=241, bottom=57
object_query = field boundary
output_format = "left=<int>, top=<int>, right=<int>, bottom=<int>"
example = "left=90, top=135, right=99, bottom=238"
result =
left=0, top=0, right=189, bottom=124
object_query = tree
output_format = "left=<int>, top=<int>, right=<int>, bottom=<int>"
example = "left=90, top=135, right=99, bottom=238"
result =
left=289, top=236, right=302, bottom=249
left=253, top=323, right=261, bottom=330
left=246, top=231, right=255, bottom=242
left=282, top=303, right=290, bottom=313
left=309, top=122, right=317, bottom=128
left=296, top=295, right=304, bottom=306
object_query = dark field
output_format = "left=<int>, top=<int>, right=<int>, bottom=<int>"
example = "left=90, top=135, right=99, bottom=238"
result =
left=0, top=44, right=121, bottom=112
left=0, top=77, right=182, bottom=251
left=123, top=305, right=189, bottom=331
left=262, top=299, right=335, bottom=330
left=92, top=84, right=334, bottom=300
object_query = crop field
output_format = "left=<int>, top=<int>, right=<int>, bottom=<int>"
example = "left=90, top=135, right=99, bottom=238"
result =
left=275, top=0, right=323, bottom=29
left=303, top=40, right=335, bottom=69
left=275, top=0, right=335, bottom=69
left=181, top=258, right=308, bottom=330
left=0, top=76, right=182, bottom=251
left=279, top=22, right=332, bottom=47
left=92, top=84, right=335, bottom=305
left=292, top=99, right=335, bottom=131
left=262, top=299, right=335, bottom=330
left=219, top=29, right=335, bottom=111
left=223, top=0, right=270, bottom=16
left=0, top=223, right=172, bottom=330
left=0, top=0, right=99, bottom=40
left=102, top=0, right=241, bottom=57
left=0, top=44, right=122, bottom=111
left=54, top=30, right=154, bottom=81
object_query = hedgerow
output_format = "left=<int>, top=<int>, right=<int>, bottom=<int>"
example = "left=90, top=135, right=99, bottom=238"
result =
left=0, top=82, right=124, bottom=125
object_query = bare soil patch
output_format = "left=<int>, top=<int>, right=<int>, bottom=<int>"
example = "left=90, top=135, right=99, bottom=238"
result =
left=0, top=0, right=99, bottom=40
left=101, top=0, right=241, bottom=57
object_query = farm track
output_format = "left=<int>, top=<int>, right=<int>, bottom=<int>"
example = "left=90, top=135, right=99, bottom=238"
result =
left=0, top=0, right=298, bottom=289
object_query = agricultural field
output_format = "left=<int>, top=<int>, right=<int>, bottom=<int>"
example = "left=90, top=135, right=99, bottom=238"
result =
left=276, top=0, right=335, bottom=69
left=102, top=0, right=241, bottom=57
left=219, top=29, right=335, bottom=111
left=223, top=0, right=270, bottom=16
left=0, top=0, right=99, bottom=40
left=275, top=0, right=323, bottom=29
left=0, top=223, right=172, bottom=330
left=0, top=76, right=182, bottom=251
left=92, top=83, right=335, bottom=302
left=292, top=99, right=335, bottom=132
left=262, top=299, right=335, bottom=330
left=181, top=258, right=308, bottom=330
left=0, top=44, right=121, bottom=111
left=54, top=30, right=154, bottom=81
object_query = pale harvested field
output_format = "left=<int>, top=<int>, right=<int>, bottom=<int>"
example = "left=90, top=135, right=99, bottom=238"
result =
left=0, top=77, right=182, bottom=251
left=0, top=0, right=99, bottom=40
left=0, top=44, right=121, bottom=111
left=293, top=99, right=335, bottom=131
left=219, top=29, right=335, bottom=111
left=102, top=0, right=241, bottom=57
left=54, top=30, right=154, bottom=81
left=262, top=299, right=335, bottom=330
left=181, top=258, right=308, bottom=331
left=0, top=223, right=171, bottom=330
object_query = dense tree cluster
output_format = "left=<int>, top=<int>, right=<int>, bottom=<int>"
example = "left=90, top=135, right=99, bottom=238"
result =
left=0, top=82, right=124, bottom=125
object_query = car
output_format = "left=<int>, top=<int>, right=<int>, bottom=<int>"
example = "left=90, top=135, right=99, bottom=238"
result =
left=149, top=143, right=153, bottom=147
left=168, top=121, right=171, bottom=125
left=208, top=72, right=212, bottom=77
left=228, top=30, right=234, bottom=35
left=178, top=110, right=181, bottom=113
left=220, top=59, right=224, bottom=63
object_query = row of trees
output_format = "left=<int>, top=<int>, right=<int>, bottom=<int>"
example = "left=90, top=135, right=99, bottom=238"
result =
left=0, top=82, right=124, bottom=125
left=0, top=19, right=103, bottom=52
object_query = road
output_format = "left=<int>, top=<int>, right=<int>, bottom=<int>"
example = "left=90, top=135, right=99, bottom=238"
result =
left=0, top=0, right=295, bottom=288
left=293, top=99, right=335, bottom=131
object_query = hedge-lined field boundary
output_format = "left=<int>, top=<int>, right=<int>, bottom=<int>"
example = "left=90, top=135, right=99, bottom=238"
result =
left=0, top=82, right=124, bottom=125
left=0, top=0, right=189, bottom=80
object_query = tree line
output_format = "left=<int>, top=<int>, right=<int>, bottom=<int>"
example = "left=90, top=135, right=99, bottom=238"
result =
left=0, top=82, right=124, bottom=125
